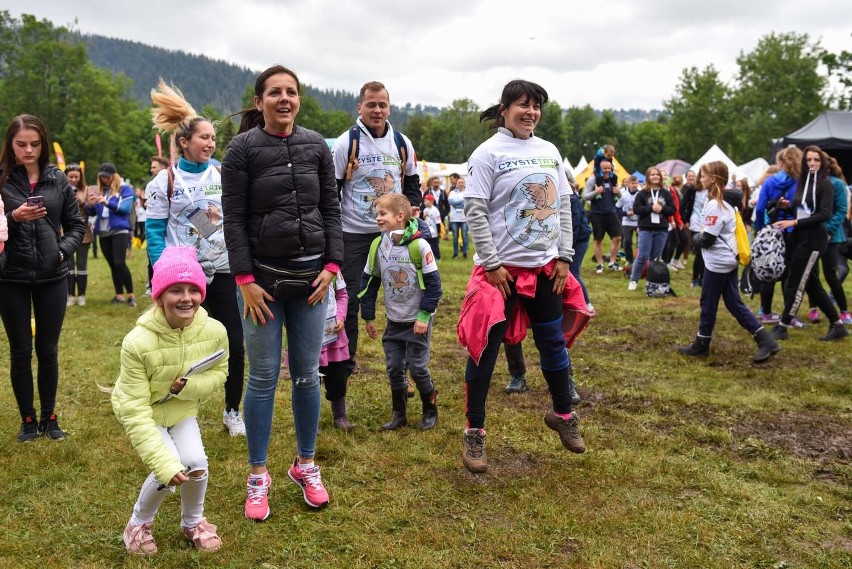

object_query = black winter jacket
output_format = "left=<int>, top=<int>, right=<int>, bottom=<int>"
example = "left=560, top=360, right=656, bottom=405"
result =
left=221, top=125, right=343, bottom=276
left=633, top=187, right=676, bottom=231
left=0, top=164, right=84, bottom=284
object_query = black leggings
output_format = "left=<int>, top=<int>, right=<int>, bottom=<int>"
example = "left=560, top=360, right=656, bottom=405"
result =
left=67, top=243, right=90, bottom=297
left=780, top=240, right=839, bottom=325
left=806, top=243, right=848, bottom=313
left=202, top=273, right=245, bottom=411
left=100, top=233, right=133, bottom=295
left=0, top=279, right=67, bottom=420
left=464, top=272, right=573, bottom=429
left=690, top=230, right=705, bottom=281
left=320, top=360, right=348, bottom=401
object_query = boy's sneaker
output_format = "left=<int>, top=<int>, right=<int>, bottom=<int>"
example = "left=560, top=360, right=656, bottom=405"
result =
left=38, top=413, right=67, bottom=440
left=462, top=428, right=487, bottom=473
left=595, top=264, right=604, bottom=274
left=288, top=458, right=329, bottom=508
left=761, top=312, right=780, bottom=325
left=608, top=262, right=619, bottom=271
left=123, top=520, right=157, bottom=555
left=223, top=409, right=246, bottom=437
left=17, top=416, right=39, bottom=443
left=245, top=471, right=271, bottom=522
left=504, top=375, right=527, bottom=394
left=544, top=410, right=586, bottom=453
left=183, top=518, right=221, bottom=552
left=807, top=308, right=821, bottom=323
left=627, top=280, right=638, bottom=291
left=840, top=311, right=852, bottom=325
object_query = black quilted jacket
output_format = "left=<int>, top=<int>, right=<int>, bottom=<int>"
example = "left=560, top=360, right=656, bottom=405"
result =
left=221, top=125, right=343, bottom=275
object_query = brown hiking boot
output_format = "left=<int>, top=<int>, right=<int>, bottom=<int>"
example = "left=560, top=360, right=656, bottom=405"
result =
left=462, top=428, right=487, bottom=473
left=544, top=410, right=586, bottom=453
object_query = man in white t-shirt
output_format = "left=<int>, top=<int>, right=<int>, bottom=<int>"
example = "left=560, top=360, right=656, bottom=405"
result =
left=331, top=81, right=423, bottom=375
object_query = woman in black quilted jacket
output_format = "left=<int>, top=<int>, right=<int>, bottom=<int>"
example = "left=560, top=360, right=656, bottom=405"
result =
left=0, top=114, right=84, bottom=442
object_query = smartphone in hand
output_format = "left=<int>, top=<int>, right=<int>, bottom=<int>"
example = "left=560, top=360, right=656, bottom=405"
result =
left=26, top=196, right=45, bottom=208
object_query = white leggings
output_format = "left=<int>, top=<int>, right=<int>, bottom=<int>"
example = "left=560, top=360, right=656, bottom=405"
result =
left=129, top=417, right=209, bottom=529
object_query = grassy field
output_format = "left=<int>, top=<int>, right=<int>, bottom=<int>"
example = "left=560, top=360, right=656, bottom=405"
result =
left=0, top=241, right=850, bottom=568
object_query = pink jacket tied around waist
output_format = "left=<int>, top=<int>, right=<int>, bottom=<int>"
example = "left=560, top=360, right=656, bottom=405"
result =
left=457, top=260, right=592, bottom=366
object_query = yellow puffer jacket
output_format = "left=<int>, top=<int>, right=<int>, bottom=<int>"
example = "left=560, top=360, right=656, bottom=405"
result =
left=111, top=306, right=228, bottom=484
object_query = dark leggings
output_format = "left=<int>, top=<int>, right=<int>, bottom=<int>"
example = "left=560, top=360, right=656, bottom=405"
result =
left=0, top=279, right=67, bottom=420
left=760, top=231, right=795, bottom=314
left=465, top=272, right=573, bottom=429
left=662, top=228, right=680, bottom=263
left=806, top=243, right=848, bottom=312
left=690, top=230, right=705, bottom=281
left=100, top=233, right=133, bottom=295
left=321, top=360, right=348, bottom=401
left=698, top=268, right=761, bottom=337
left=202, top=273, right=245, bottom=411
left=67, top=243, right=90, bottom=297
left=622, top=226, right=637, bottom=263
left=780, top=240, right=839, bottom=326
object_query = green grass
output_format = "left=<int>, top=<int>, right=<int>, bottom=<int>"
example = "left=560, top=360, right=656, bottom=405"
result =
left=0, top=241, right=851, bottom=568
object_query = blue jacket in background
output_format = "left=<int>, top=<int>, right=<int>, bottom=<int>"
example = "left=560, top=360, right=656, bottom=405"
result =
left=754, top=171, right=797, bottom=232
left=87, top=184, right=134, bottom=234
left=826, top=176, right=848, bottom=244
left=570, top=192, right=592, bottom=244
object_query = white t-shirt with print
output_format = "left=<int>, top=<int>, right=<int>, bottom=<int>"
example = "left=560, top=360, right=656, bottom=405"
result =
left=689, top=189, right=709, bottom=232
left=422, top=204, right=441, bottom=237
left=332, top=119, right=417, bottom=234
left=466, top=130, right=571, bottom=268
left=700, top=199, right=739, bottom=274
left=146, top=165, right=230, bottom=277
left=365, top=233, right=439, bottom=323
left=447, top=189, right=466, bottom=223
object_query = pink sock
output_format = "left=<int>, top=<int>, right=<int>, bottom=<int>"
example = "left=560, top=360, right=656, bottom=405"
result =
left=555, top=411, right=573, bottom=421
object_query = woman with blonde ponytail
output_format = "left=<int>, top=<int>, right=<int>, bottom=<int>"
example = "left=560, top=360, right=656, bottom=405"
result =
left=145, top=80, right=247, bottom=437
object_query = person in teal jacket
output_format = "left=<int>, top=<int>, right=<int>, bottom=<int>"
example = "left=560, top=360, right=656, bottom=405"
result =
left=111, top=247, right=227, bottom=555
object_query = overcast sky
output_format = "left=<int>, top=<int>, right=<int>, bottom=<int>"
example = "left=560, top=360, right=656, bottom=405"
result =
left=7, top=1, right=851, bottom=112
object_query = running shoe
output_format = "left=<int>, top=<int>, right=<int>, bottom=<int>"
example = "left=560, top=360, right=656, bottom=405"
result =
left=245, top=471, right=271, bottom=521
left=840, top=311, right=852, bottom=325
left=288, top=458, right=329, bottom=508
left=595, top=264, right=604, bottom=274
left=807, top=308, right=821, bottom=323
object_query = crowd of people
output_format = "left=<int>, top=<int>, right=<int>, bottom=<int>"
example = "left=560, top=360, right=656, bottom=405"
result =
left=1, top=66, right=850, bottom=556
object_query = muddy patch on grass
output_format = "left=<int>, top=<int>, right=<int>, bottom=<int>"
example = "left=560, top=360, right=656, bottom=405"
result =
left=578, top=389, right=852, bottom=471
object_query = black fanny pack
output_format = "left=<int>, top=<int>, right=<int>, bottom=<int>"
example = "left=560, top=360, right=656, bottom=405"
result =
left=254, top=261, right=320, bottom=299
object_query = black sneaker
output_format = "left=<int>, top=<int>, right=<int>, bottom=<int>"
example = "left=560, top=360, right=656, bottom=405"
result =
left=17, top=416, right=39, bottom=443
left=111, top=297, right=124, bottom=304
left=504, top=375, right=527, bottom=394
left=819, top=322, right=849, bottom=341
left=38, top=414, right=67, bottom=440
left=127, top=297, right=138, bottom=308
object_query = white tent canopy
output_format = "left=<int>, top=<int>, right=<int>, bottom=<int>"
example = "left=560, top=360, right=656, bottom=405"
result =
left=562, top=157, right=574, bottom=178
left=574, top=156, right=588, bottom=174
left=736, top=157, right=770, bottom=186
left=691, top=145, right=738, bottom=183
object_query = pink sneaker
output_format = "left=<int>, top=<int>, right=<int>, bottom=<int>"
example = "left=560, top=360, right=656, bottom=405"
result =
left=123, top=520, right=157, bottom=555
left=840, top=311, right=852, bottom=325
left=288, top=457, right=329, bottom=508
left=183, top=518, right=221, bottom=552
left=807, top=308, right=821, bottom=323
left=244, top=471, right=271, bottom=522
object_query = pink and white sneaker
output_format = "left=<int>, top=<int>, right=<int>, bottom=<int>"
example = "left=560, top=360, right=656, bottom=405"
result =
left=245, top=471, right=271, bottom=522
left=288, top=457, right=329, bottom=508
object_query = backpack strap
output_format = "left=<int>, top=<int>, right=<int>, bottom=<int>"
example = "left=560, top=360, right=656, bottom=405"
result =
left=344, top=125, right=360, bottom=181
left=393, top=129, right=408, bottom=179
left=357, top=235, right=384, bottom=300
left=407, top=238, right=425, bottom=290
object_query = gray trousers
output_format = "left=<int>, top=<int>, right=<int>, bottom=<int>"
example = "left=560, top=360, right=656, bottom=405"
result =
left=383, top=319, right=434, bottom=393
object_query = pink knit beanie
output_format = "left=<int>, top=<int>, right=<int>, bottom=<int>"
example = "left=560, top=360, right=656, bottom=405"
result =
left=151, top=246, right=207, bottom=301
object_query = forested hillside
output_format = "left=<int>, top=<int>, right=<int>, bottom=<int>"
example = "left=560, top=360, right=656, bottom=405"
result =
left=80, top=34, right=442, bottom=122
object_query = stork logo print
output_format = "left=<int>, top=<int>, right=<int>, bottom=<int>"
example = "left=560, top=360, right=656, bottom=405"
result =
left=352, top=168, right=398, bottom=222
left=505, top=173, right=560, bottom=249
left=383, top=265, right=416, bottom=303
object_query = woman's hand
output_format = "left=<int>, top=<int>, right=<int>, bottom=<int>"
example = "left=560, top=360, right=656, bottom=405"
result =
left=240, top=282, right=275, bottom=325
left=12, top=204, right=46, bottom=222
left=550, top=260, right=570, bottom=295
left=307, top=269, right=335, bottom=306
left=485, top=266, right=513, bottom=300
left=774, top=219, right=797, bottom=230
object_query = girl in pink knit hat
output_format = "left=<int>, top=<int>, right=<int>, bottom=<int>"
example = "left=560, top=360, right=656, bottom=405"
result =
left=112, top=246, right=229, bottom=555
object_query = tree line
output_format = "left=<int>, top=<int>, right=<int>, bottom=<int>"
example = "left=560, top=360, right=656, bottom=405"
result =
left=0, top=12, right=849, bottom=183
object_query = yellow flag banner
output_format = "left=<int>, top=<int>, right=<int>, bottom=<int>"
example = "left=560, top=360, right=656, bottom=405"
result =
left=53, top=142, right=66, bottom=171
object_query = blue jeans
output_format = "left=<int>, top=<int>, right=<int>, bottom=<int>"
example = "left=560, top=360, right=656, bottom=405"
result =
left=569, top=238, right=590, bottom=304
left=630, top=230, right=668, bottom=281
left=238, top=259, right=326, bottom=465
left=450, top=221, right=469, bottom=257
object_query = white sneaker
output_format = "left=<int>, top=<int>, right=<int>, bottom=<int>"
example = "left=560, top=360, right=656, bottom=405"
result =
left=77, top=296, right=86, bottom=306
left=223, top=409, right=246, bottom=436
left=673, top=259, right=685, bottom=270
left=628, top=281, right=638, bottom=291
left=67, top=296, right=76, bottom=307
left=667, top=262, right=679, bottom=272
